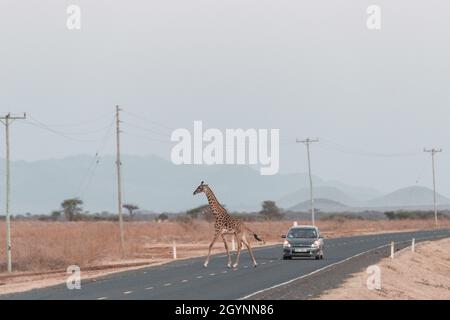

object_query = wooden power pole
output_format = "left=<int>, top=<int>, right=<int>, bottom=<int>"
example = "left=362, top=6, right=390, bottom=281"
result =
left=115, top=106, right=125, bottom=256
left=296, top=138, right=319, bottom=226
left=424, top=147, right=442, bottom=229
left=0, top=112, right=26, bottom=273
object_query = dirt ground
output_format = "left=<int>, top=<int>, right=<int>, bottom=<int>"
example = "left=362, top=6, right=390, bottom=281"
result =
left=317, top=238, right=450, bottom=300
left=0, top=219, right=449, bottom=295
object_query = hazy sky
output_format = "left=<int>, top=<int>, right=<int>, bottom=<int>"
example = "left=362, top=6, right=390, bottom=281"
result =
left=1, top=0, right=450, bottom=195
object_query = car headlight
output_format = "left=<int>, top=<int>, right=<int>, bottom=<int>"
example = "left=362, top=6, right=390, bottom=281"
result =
left=283, top=240, right=291, bottom=248
left=311, top=240, right=320, bottom=248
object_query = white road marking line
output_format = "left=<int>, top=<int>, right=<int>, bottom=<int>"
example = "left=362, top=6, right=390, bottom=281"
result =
left=239, top=243, right=392, bottom=300
left=222, top=270, right=228, bottom=274
left=209, top=273, right=216, bottom=276
left=97, top=297, right=108, bottom=300
left=181, top=280, right=188, bottom=283
left=243, top=266, right=249, bottom=268
left=269, top=260, right=274, bottom=263
left=196, top=276, right=203, bottom=279
left=164, top=283, right=172, bottom=286
left=145, top=287, right=153, bottom=290
left=262, top=262, right=266, bottom=265
left=123, top=291, right=133, bottom=295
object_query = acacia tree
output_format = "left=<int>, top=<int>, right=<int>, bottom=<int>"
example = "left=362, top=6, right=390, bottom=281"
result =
left=51, top=210, right=61, bottom=221
left=61, top=198, right=83, bottom=221
left=123, top=204, right=139, bottom=220
left=186, top=204, right=213, bottom=221
left=259, top=200, right=284, bottom=220
left=157, top=213, right=169, bottom=221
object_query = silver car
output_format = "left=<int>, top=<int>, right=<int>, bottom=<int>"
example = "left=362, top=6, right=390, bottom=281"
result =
left=282, top=225, right=324, bottom=260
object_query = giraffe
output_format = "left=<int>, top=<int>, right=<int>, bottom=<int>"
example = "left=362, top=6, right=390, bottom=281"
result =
left=193, top=181, right=264, bottom=268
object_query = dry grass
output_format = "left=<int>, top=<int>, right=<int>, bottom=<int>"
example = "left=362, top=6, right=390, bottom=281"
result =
left=317, top=238, right=450, bottom=300
left=0, top=219, right=449, bottom=274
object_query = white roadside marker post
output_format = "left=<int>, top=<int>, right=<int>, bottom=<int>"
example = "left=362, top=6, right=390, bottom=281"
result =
left=390, top=242, right=394, bottom=259
left=411, top=238, right=415, bottom=252
left=172, top=241, right=177, bottom=260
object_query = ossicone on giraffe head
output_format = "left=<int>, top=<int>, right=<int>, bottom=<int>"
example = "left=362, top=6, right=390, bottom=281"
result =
left=193, top=181, right=208, bottom=195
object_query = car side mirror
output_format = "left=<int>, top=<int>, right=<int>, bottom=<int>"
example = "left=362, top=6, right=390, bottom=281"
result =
left=281, top=235, right=286, bottom=239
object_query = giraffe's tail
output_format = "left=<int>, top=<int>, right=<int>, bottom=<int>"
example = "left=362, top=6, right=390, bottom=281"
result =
left=244, top=225, right=265, bottom=244
left=253, top=233, right=264, bottom=243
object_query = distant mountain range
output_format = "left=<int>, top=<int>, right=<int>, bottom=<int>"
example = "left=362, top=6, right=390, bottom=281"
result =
left=287, top=186, right=450, bottom=213
left=289, top=198, right=350, bottom=212
left=365, top=186, right=450, bottom=209
left=278, top=186, right=368, bottom=209
left=0, top=154, right=448, bottom=214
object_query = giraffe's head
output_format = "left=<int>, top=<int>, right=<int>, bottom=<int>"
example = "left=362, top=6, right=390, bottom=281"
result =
left=193, top=181, right=208, bottom=195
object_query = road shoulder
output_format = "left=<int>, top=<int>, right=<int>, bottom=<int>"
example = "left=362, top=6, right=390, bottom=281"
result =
left=250, top=237, right=450, bottom=300
left=316, top=238, right=450, bottom=300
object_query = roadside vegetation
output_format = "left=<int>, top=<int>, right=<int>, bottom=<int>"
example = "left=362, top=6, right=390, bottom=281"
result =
left=1, top=218, right=449, bottom=274
left=384, top=210, right=450, bottom=220
left=1, top=198, right=449, bottom=273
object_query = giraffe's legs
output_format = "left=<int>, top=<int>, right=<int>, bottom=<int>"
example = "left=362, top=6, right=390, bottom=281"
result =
left=242, top=235, right=258, bottom=267
left=232, top=233, right=243, bottom=268
left=221, top=235, right=232, bottom=268
left=204, top=233, right=219, bottom=268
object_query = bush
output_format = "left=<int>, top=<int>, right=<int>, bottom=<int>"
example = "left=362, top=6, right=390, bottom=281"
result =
left=384, top=210, right=449, bottom=220
left=158, top=213, right=169, bottom=221
left=259, top=201, right=284, bottom=220
left=320, top=214, right=366, bottom=222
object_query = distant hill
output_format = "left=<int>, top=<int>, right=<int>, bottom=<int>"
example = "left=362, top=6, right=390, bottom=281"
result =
left=1, top=155, right=449, bottom=215
left=0, top=154, right=362, bottom=214
left=324, top=180, right=381, bottom=202
left=289, top=198, right=350, bottom=212
left=277, top=186, right=362, bottom=208
left=366, top=186, right=450, bottom=208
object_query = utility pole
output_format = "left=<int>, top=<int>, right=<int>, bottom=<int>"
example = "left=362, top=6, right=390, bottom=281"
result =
left=424, top=148, right=442, bottom=229
left=116, top=106, right=125, bottom=256
left=0, top=112, right=26, bottom=273
left=296, top=138, right=319, bottom=226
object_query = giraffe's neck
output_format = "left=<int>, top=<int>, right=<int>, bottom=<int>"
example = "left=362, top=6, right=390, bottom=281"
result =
left=204, top=187, right=227, bottom=216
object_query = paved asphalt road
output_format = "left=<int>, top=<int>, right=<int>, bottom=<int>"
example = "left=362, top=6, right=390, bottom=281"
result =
left=2, top=229, right=449, bottom=300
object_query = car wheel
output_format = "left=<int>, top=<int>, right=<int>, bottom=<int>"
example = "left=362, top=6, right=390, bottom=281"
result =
left=283, top=256, right=290, bottom=260
left=315, top=255, right=320, bottom=260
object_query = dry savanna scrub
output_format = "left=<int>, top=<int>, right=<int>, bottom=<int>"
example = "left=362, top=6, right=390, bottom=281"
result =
left=0, top=219, right=448, bottom=274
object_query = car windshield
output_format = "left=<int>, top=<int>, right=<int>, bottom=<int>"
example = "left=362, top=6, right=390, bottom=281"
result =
left=287, top=228, right=317, bottom=239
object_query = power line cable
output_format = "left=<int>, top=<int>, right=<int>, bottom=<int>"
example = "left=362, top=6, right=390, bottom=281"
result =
left=29, top=116, right=113, bottom=135
left=26, top=111, right=113, bottom=127
left=122, top=131, right=173, bottom=145
left=318, top=137, right=422, bottom=158
left=414, top=157, right=429, bottom=185
left=122, top=110, right=175, bottom=132
left=121, top=121, right=170, bottom=138
left=22, top=119, right=100, bottom=142
left=76, top=116, right=116, bottom=198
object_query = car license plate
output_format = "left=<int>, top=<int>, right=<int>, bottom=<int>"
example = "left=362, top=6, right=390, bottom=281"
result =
left=294, top=248, right=308, bottom=253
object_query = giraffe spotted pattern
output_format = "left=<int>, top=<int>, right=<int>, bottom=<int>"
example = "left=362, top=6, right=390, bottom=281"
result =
left=193, top=181, right=264, bottom=268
